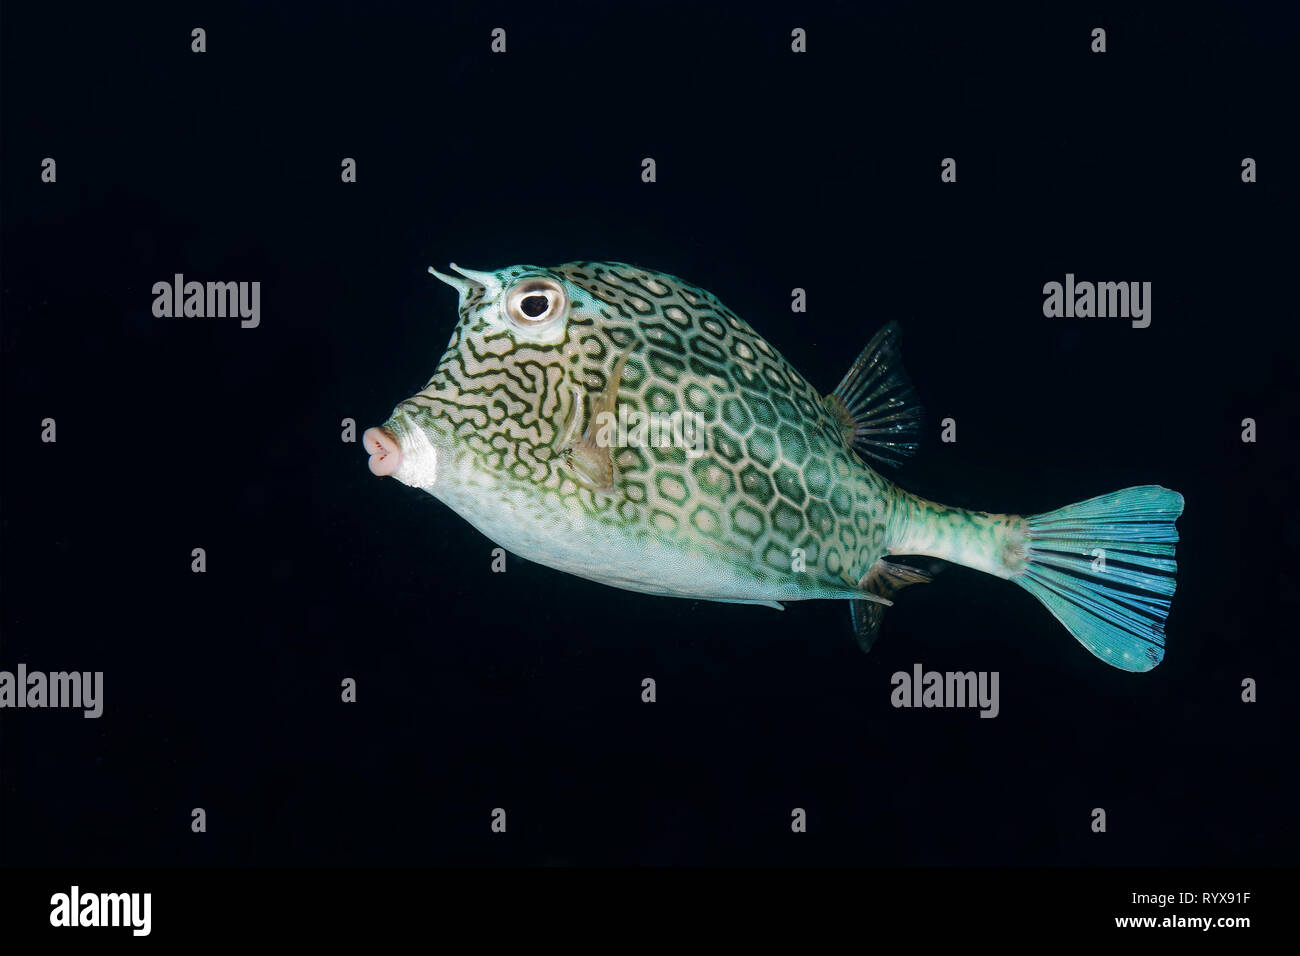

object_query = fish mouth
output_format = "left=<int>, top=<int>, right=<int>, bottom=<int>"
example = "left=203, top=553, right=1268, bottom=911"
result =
left=363, top=425, right=403, bottom=476
left=363, top=412, right=441, bottom=490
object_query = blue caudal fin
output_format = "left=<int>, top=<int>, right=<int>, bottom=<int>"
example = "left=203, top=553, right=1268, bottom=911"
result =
left=1013, top=485, right=1184, bottom=672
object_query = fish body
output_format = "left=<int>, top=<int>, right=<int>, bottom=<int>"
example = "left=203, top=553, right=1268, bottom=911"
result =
left=365, top=261, right=1183, bottom=672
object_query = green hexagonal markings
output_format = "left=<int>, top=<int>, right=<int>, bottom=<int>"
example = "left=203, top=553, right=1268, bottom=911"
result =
left=655, top=472, right=690, bottom=505
left=804, top=457, right=831, bottom=497
left=614, top=446, right=648, bottom=474
left=692, top=458, right=735, bottom=500
left=870, top=523, right=886, bottom=550
left=805, top=500, right=834, bottom=538
left=683, top=384, right=718, bottom=420
left=776, top=424, right=809, bottom=465
left=830, top=484, right=853, bottom=518
left=773, top=464, right=806, bottom=505
left=771, top=500, right=805, bottom=543
left=651, top=509, right=679, bottom=535
left=772, top=394, right=800, bottom=423
left=746, top=429, right=778, bottom=469
left=762, top=364, right=789, bottom=392
left=621, top=359, right=647, bottom=391
left=731, top=502, right=765, bottom=541
left=690, top=504, right=723, bottom=539
left=687, top=356, right=728, bottom=383
left=699, top=316, right=728, bottom=340
left=644, top=384, right=678, bottom=416
left=647, top=350, right=686, bottom=384
left=733, top=363, right=769, bottom=396
left=721, top=396, right=752, bottom=433
left=641, top=322, right=685, bottom=355
left=838, top=525, right=858, bottom=553
left=763, top=543, right=791, bottom=573
left=795, top=534, right=822, bottom=567
left=748, top=395, right=777, bottom=427
left=730, top=339, right=758, bottom=364
left=662, top=305, right=693, bottom=330
left=739, top=463, right=774, bottom=506
left=689, top=336, right=727, bottom=365
left=650, top=444, right=688, bottom=468
left=710, top=427, right=744, bottom=465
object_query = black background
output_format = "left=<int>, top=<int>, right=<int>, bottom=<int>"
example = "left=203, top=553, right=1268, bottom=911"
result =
left=2, top=1, right=1296, bottom=869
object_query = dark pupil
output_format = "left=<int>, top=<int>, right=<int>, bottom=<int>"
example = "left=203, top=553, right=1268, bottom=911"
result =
left=520, top=295, right=550, bottom=318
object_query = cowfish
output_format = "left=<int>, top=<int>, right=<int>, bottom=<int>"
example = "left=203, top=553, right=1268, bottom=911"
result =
left=364, top=262, right=1184, bottom=672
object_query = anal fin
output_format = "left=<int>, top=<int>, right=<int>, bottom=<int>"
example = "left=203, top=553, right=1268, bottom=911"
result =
left=849, top=558, right=935, bottom=653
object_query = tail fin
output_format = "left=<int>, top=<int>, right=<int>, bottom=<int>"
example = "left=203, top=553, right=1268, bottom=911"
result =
left=1013, top=485, right=1184, bottom=672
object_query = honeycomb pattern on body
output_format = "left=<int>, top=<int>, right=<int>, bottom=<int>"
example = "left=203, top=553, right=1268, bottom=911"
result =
left=399, top=261, right=895, bottom=594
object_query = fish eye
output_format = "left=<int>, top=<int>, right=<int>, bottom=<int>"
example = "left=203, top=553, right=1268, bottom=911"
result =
left=504, top=277, right=567, bottom=327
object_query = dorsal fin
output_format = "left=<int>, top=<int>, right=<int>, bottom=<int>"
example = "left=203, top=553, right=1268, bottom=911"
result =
left=849, top=558, right=936, bottom=653
left=823, top=321, right=922, bottom=468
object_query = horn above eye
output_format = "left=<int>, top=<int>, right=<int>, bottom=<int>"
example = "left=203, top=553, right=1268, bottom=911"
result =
left=504, top=276, right=567, bottom=328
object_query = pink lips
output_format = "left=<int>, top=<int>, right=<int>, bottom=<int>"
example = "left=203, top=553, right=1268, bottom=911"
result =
left=363, top=426, right=402, bottom=476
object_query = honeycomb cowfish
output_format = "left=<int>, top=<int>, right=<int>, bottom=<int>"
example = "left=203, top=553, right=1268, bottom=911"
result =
left=364, top=262, right=1184, bottom=672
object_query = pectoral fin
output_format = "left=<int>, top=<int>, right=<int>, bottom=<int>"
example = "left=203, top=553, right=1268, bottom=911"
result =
left=560, top=348, right=631, bottom=495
